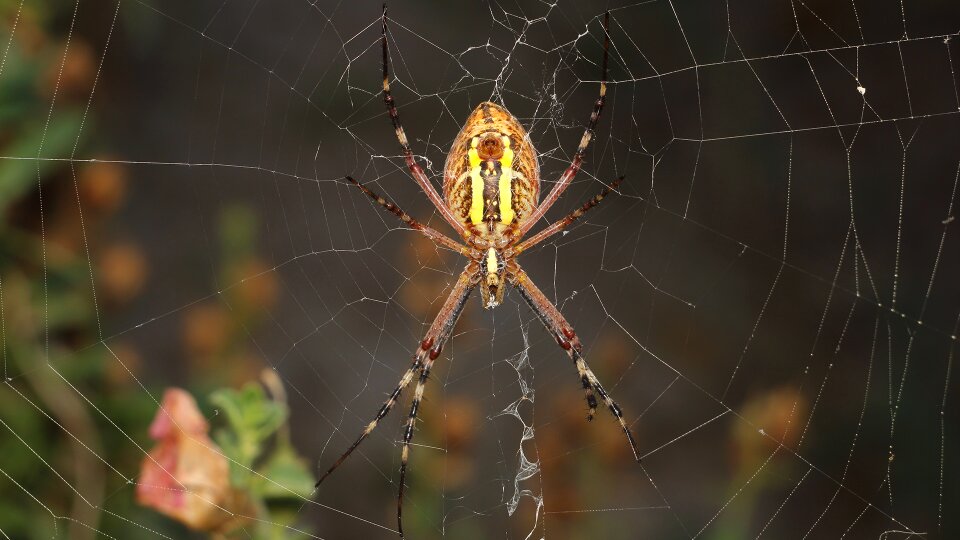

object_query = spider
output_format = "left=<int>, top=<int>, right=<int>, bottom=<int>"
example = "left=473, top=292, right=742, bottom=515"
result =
left=316, top=7, right=638, bottom=537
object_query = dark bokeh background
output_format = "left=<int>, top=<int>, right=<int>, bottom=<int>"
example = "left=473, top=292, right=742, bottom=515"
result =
left=2, top=0, right=959, bottom=538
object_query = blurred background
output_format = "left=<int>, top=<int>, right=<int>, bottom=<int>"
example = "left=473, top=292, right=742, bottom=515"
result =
left=1, top=0, right=959, bottom=538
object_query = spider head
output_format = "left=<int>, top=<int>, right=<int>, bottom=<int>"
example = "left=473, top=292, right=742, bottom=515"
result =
left=480, top=247, right=506, bottom=309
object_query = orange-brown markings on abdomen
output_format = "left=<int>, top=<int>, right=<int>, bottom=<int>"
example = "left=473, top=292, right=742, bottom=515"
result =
left=477, top=135, right=504, bottom=160
left=443, top=102, right=540, bottom=235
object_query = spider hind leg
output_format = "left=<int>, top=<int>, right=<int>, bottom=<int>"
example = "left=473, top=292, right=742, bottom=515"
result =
left=380, top=4, right=467, bottom=236
left=517, top=11, right=612, bottom=237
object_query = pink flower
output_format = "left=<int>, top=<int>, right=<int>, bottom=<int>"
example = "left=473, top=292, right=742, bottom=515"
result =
left=136, top=388, right=235, bottom=531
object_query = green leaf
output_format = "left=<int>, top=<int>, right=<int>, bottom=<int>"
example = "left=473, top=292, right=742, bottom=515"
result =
left=211, top=384, right=286, bottom=439
left=0, top=110, right=86, bottom=212
left=209, top=383, right=288, bottom=486
left=207, top=381, right=314, bottom=536
left=252, top=443, right=314, bottom=500
left=219, top=204, right=259, bottom=263
left=209, top=388, right=247, bottom=434
left=0, top=45, right=40, bottom=125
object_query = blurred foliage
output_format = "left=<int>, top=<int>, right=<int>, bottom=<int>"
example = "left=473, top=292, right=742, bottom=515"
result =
left=0, top=3, right=304, bottom=537
left=0, top=3, right=151, bottom=538
left=137, top=382, right=313, bottom=539
left=209, top=380, right=314, bottom=539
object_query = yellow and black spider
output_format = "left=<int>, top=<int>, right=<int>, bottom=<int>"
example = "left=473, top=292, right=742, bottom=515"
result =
left=316, top=7, right=637, bottom=537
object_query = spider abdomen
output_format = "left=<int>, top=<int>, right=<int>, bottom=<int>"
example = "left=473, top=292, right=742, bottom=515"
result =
left=443, top=102, right=539, bottom=238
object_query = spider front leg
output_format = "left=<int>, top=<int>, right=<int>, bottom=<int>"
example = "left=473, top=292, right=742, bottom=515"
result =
left=397, top=345, right=436, bottom=538
left=315, top=265, right=478, bottom=537
left=508, top=265, right=641, bottom=462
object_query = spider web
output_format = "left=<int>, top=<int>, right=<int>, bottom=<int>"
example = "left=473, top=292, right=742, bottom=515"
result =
left=1, top=0, right=959, bottom=538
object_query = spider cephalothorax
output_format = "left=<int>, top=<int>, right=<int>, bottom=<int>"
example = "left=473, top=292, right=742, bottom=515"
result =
left=316, top=7, right=636, bottom=538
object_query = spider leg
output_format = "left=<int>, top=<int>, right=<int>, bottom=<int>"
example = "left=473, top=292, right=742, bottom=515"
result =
left=397, top=349, right=435, bottom=538
left=314, top=356, right=421, bottom=487
left=511, top=175, right=625, bottom=256
left=315, top=265, right=477, bottom=494
left=518, top=11, right=610, bottom=237
left=346, top=176, right=471, bottom=257
left=381, top=5, right=468, bottom=238
left=508, top=264, right=641, bottom=461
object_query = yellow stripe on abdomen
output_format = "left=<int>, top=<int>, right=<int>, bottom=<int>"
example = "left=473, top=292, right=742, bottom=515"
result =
left=468, top=137, right=484, bottom=225
left=498, top=135, right=515, bottom=225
